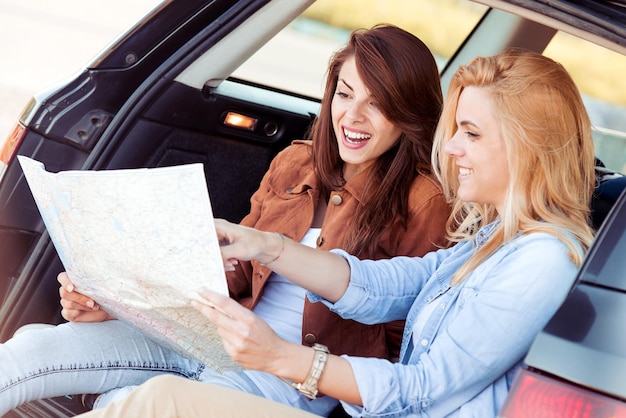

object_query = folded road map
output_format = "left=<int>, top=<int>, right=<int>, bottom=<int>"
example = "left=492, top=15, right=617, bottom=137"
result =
left=18, top=156, right=241, bottom=372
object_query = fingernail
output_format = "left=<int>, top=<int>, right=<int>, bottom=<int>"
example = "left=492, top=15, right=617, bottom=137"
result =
left=86, top=300, right=94, bottom=308
left=67, top=284, right=74, bottom=292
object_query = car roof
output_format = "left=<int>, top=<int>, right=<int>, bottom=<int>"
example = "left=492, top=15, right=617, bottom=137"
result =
left=475, top=0, right=626, bottom=55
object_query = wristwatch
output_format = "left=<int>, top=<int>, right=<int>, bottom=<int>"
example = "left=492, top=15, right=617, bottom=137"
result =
left=291, top=343, right=330, bottom=399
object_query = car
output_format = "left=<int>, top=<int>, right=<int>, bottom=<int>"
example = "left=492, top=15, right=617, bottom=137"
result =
left=1, top=0, right=625, bottom=417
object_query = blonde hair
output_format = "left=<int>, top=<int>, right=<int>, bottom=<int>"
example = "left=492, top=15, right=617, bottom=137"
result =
left=432, top=49, right=595, bottom=285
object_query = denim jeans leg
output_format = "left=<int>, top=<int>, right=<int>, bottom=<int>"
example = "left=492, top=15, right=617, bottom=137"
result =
left=0, top=319, right=203, bottom=415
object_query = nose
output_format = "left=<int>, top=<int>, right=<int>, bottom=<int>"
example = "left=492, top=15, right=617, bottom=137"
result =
left=444, top=131, right=463, bottom=157
left=346, top=100, right=366, bottom=122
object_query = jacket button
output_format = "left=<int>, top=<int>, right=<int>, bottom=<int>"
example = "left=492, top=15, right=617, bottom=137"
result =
left=331, top=194, right=342, bottom=205
left=304, top=333, right=316, bottom=345
left=316, top=235, right=324, bottom=247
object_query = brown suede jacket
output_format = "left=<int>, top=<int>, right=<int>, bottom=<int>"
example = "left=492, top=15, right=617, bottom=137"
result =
left=227, top=140, right=450, bottom=361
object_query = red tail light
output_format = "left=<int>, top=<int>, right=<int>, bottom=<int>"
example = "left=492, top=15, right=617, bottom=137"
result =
left=499, top=369, right=626, bottom=418
left=1, top=123, right=27, bottom=165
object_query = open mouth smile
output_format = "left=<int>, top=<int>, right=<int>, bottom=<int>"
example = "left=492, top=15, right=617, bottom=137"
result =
left=343, top=128, right=371, bottom=144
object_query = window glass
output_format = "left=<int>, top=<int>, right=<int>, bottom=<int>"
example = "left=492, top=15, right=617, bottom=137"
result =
left=544, top=33, right=626, bottom=174
left=232, top=0, right=488, bottom=99
left=582, top=201, right=626, bottom=290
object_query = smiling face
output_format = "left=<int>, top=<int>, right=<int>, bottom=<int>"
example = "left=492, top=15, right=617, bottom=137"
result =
left=445, top=86, right=510, bottom=214
left=331, top=56, right=402, bottom=181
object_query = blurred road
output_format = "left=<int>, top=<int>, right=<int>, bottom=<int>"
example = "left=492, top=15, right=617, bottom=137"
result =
left=0, top=0, right=162, bottom=141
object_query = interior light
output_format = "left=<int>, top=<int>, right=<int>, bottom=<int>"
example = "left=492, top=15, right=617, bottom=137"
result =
left=223, top=112, right=257, bottom=131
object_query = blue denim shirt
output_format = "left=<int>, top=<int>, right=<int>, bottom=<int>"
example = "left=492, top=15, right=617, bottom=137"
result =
left=309, top=221, right=581, bottom=417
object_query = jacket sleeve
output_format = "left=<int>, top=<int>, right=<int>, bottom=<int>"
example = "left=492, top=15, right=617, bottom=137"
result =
left=226, top=148, right=288, bottom=302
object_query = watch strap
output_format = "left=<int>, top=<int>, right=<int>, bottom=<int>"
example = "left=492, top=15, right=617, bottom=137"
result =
left=282, top=343, right=329, bottom=399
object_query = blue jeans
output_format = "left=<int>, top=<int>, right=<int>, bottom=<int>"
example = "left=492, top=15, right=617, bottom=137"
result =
left=0, top=320, right=338, bottom=416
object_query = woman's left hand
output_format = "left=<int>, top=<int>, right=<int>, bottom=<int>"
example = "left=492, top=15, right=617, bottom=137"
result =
left=192, top=288, right=290, bottom=373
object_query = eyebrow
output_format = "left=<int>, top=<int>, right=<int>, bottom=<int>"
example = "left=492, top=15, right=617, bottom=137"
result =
left=458, top=120, right=480, bottom=129
left=337, top=78, right=353, bottom=91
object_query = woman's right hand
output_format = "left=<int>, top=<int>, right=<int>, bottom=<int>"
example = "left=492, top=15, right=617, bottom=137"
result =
left=214, top=219, right=280, bottom=270
left=215, top=218, right=351, bottom=303
left=58, top=272, right=115, bottom=322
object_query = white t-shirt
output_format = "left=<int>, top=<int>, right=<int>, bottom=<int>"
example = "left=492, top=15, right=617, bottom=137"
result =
left=245, top=228, right=343, bottom=415
left=251, top=228, right=321, bottom=343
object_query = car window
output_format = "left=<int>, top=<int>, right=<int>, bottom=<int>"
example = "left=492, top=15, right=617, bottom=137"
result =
left=544, top=33, right=626, bottom=174
left=232, top=0, right=488, bottom=98
left=233, top=0, right=626, bottom=176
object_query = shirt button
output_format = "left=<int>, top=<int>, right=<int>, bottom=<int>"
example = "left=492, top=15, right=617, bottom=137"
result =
left=304, top=333, right=316, bottom=345
left=421, top=339, right=428, bottom=346
left=331, top=194, right=342, bottom=205
left=316, top=235, right=324, bottom=247
left=439, top=303, right=446, bottom=309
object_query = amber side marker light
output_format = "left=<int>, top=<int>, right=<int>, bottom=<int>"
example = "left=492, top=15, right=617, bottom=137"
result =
left=1, top=123, right=27, bottom=165
left=498, top=368, right=626, bottom=417
left=223, top=111, right=257, bottom=131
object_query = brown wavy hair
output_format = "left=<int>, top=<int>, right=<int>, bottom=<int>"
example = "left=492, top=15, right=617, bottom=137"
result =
left=308, top=24, right=443, bottom=257
left=432, top=48, right=596, bottom=284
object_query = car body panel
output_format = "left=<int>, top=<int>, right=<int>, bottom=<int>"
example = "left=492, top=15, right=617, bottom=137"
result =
left=523, top=190, right=626, bottom=401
